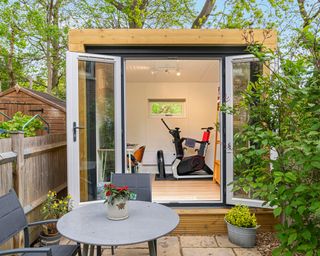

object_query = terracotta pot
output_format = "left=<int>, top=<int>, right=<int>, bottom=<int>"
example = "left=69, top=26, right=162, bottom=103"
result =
left=106, top=198, right=128, bottom=220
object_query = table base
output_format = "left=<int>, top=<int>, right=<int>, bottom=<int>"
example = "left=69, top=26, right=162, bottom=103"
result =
left=82, top=240, right=157, bottom=256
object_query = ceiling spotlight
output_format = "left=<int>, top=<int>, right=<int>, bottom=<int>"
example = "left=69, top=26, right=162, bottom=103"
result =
left=176, top=71, right=181, bottom=76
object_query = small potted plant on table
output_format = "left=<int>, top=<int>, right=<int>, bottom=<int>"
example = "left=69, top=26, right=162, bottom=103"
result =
left=40, top=191, right=71, bottom=246
left=104, top=184, right=135, bottom=220
left=225, top=205, right=259, bottom=248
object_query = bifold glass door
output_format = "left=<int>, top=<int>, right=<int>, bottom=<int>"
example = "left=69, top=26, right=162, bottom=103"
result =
left=67, top=52, right=122, bottom=206
left=225, top=55, right=265, bottom=207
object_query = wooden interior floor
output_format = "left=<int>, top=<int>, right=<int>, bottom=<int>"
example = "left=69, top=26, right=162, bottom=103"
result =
left=152, top=177, right=221, bottom=202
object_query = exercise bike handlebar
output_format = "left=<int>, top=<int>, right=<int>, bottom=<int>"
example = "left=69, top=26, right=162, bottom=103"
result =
left=201, top=127, right=214, bottom=131
left=161, top=118, right=171, bottom=131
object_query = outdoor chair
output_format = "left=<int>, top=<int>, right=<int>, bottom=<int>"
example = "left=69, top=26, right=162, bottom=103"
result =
left=0, top=189, right=81, bottom=256
left=110, top=173, right=152, bottom=254
left=111, top=173, right=152, bottom=202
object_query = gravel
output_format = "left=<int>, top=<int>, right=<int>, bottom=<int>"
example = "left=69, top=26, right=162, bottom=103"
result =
left=256, top=232, right=280, bottom=256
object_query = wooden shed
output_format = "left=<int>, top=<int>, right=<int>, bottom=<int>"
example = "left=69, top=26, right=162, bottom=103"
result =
left=66, top=29, right=278, bottom=234
left=0, top=85, right=66, bottom=134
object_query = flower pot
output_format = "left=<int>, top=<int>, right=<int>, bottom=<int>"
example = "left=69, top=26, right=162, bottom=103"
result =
left=225, top=218, right=259, bottom=248
left=39, top=232, right=62, bottom=246
left=106, top=198, right=128, bottom=220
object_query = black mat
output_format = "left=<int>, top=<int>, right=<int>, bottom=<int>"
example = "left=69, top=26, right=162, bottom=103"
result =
left=155, top=173, right=212, bottom=181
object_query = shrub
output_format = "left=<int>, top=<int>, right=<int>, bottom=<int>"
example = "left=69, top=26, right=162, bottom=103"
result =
left=0, top=112, right=44, bottom=138
left=41, top=191, right=72, bottom=235
left=225, top=205, right=257, bottom=228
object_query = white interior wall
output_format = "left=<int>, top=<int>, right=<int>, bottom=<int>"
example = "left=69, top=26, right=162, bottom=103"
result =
left=126, top=82, right=219, bottom=173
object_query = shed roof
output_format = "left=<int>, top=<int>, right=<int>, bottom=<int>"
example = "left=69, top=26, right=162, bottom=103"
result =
left=68, top=29, right=278, bottom=52
left=0, top=86, right=66, bottom=112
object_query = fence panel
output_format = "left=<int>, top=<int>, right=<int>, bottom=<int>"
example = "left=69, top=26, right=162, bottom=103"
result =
left=0, top=133, right=67, bottom=249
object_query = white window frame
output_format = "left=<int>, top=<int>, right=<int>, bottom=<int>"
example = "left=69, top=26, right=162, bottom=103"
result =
left=148, top=98, right=186, bottom=118
left=225, top=55, right=266, bottom=207
left=66, top=51, right=122, bottom=207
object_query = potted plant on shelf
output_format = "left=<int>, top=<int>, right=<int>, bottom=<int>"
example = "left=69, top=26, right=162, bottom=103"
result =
left=104, top=184, right=135, bottom=220
left=40, top=191, right=72, bottom=246
left=225, top=205, right=260, bottom=248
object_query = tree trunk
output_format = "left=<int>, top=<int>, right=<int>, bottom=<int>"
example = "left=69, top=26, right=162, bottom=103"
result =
left=51, top=0, right=60, bottom=90
left=8, top=27, right=16, bottom=88
left=46, top=0, right=54, bottom=94
left=192, top=0, right=216, bottom=29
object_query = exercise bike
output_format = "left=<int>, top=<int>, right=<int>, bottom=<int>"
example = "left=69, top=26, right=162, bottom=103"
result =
left=159, top=118, right=214, bottom=179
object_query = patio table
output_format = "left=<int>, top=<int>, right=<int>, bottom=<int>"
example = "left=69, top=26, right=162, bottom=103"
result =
left=57, top=201, right=179, bottom=256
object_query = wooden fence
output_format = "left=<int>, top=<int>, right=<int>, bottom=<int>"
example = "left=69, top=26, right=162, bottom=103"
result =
left=0, top=133, right=67, bottom=249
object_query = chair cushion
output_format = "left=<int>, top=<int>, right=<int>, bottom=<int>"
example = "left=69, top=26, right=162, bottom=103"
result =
left=23, top=245, right=79, bottom=256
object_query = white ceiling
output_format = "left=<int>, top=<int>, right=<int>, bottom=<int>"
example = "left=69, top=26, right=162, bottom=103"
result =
left=125, top=59, right=220, bottom=83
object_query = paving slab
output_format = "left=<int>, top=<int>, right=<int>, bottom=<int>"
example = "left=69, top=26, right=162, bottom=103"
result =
left=102, top=248, right=149, bottom=256
left=180, top=236, right=217, bottom=248
left=215, top=235, right=240, bottom=248
left=158, top=236, right=181, bottom=256
left=121, top=242, right=148, bottom=249
left=183, top=248, right=235, bottom=256
left=233, top=248, right=262, bottom=256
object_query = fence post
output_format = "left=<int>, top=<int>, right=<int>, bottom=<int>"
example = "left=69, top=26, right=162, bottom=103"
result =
left=11, top=131, right=25, bottom=204
left=11, top=131, right=25, bottom=249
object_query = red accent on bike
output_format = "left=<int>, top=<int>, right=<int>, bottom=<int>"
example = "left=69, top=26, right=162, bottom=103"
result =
left=202, top=131, right=210, bottom=142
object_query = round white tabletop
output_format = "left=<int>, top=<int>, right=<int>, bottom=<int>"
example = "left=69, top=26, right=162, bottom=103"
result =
left=57, top=201, right=179, bottom=255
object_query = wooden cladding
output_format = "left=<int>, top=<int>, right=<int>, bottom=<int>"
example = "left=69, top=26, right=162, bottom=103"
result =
left=172, top=208, right=278, bottom=235
left=68, top=29, right=277, bottom=52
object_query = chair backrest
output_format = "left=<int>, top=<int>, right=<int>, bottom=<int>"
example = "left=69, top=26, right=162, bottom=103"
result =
left=111, top=173, right=152, bottom=202
left=0, top=190, right=28, bottom=245
left=133, top=146, right=146, bottom=163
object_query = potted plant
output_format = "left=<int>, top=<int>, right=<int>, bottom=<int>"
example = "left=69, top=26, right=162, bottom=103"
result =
left=104, top=184, right=135, bottom=220
left=225, top=205, right=259, bottom=248
left=40, top=191, right=72, bottom=246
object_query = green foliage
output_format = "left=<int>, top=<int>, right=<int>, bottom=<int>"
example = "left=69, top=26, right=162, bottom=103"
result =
left=231, top=25, right=320, bottom=254
left=225, top=205, right=258, bottom=228
left=41, top=191, right=72, bottom=235
left=0, top=112, right=44, bottom=138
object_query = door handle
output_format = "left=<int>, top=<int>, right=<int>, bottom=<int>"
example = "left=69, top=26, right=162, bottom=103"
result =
left=73, top=122, right=85, bottom=142
left=226, top=142, right=233, bottom=153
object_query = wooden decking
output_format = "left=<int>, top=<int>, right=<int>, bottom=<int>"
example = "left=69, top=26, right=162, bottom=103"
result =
left=152, top=179, right=221, bottom=202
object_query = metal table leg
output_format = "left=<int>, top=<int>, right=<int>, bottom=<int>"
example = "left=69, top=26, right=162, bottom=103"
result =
left=148, top=240, right=157, bottom=256
left=97, top=246, right=102, bottom=256
left=83, top=244, right=89, bottom=256
left=89, top=245, right=94, bottom=256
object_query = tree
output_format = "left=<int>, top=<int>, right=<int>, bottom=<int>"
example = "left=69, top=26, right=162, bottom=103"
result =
left=0, top=0, right=27, bottom=90
left=76, top=0, right=197, bottom=28
left=21, top=0, right=72, bottom=94
left=229, top=1, right=320, bottom=254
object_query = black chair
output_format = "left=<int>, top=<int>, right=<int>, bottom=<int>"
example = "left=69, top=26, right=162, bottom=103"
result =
left=111, top=173, right=152, bottom=202
left=110, top=173, right=153, bottom=255
left=0, top=190, right=81, bottom=256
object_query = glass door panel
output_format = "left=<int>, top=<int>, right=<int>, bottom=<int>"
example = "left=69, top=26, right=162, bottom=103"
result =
left=67, top=52, right=121, bottom=206
left=78, top=61, right=115, bottom=202
left=226, top=55, right=264, bottom=207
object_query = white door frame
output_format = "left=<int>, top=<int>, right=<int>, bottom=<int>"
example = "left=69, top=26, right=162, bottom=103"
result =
left=66, top=51, right=122, bottom=207
left=225, top=55, right=265, bottom=207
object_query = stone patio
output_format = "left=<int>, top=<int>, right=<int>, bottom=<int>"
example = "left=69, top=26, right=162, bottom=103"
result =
left=62, top=235, right=262, bottom=256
